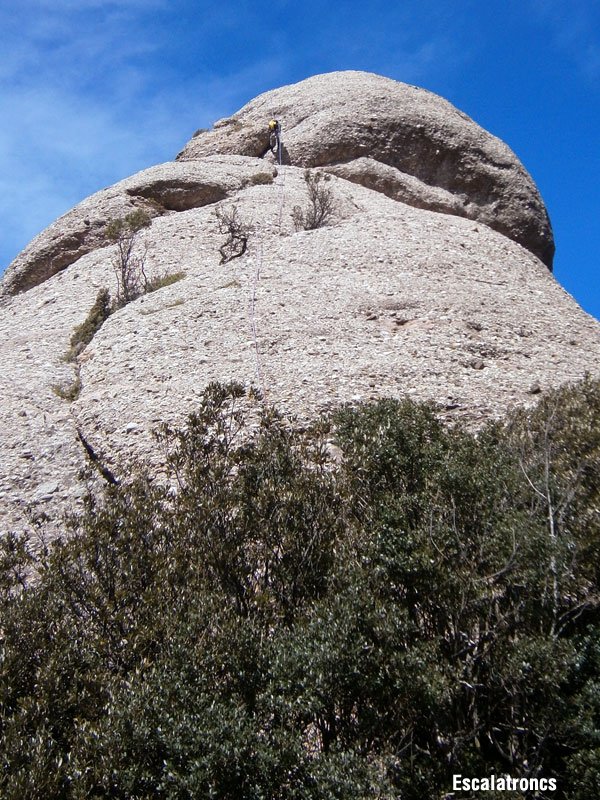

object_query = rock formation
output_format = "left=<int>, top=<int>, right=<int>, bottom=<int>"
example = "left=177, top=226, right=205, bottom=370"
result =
left=178, top=71, right=555, bottom=267
left=1, top=70, right=598, bottom=536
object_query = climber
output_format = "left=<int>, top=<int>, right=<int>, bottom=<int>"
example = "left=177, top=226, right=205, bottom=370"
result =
left=268, top=119, right=282, bottom=164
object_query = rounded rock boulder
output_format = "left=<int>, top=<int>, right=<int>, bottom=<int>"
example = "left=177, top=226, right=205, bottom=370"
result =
left=178, top=71, right=554, bottom=267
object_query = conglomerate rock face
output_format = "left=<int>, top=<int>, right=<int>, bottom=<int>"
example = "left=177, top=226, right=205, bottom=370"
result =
left=178, top=71, right=555, bottom=267
left=0, top=71, right=598, bottom=535
left=0, top=159, right=277, bottom=298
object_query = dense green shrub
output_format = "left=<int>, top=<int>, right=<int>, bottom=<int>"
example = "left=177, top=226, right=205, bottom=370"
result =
left=66, top=288, right=112, bottom=361
left=2, top=379, right=600, bottom=798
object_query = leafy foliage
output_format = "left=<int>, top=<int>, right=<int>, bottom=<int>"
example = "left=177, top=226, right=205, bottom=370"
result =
left=145, top=270, right=186, bottom=294
left=292, top=170, right=336, bottom=231
left=106, top=209, right=152, bottom=305
left=65, top=288, right=112, bottom=362
left=59, top=224, right=185, bottom=376
left=2, top=379, right=600, bottom=798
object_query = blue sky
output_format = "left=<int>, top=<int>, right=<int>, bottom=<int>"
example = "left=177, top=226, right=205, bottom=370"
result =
left=1, top=0, right=599, bottom=319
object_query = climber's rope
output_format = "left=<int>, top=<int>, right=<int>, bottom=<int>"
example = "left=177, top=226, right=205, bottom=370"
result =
left=277, top=165, right=286, bottom=232
left=275, top=122, right=286, bottom=231
left=277, top=124, right=283, bottom=166
left=249, top=230, right=267, bottom=399
left=249, top=128, right=288, bottom=398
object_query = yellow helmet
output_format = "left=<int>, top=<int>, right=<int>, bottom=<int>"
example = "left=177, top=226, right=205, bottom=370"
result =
left=268, top=119, right=277, bottom=130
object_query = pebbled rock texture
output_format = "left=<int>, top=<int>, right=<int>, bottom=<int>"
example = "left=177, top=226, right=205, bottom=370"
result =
left=178, top=71, right=554, bottom=267
left=0, top=158, right=276, bottom=298
left=0, top=71, right=597, bottom=537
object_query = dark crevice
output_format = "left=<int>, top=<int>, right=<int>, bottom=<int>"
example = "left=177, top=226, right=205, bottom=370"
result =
left=76, top=428, right=120, bottom=486
left=125, top=182, right=228, bottom=212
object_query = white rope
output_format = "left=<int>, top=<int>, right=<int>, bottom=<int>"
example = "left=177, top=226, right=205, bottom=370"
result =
left=249, top=230, right=267, bottom=399
left=276, top=123, right=286, bottom=231
left=249, top=126, right=288, bottom=399
left=277, top=165, right=286, bottom=232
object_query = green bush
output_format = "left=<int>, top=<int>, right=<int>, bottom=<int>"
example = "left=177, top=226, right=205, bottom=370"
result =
left=65, top=287, right=112, bottom=361
left=2, top=380, right=600, bottom=798
left=291, top=170, right=336, bottom=231
left=63, top=254, right=184, bottom=372
left=106, top=209, right=152, bottom=305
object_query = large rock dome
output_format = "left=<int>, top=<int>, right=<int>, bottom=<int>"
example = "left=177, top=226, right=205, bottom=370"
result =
left=0, top=71, right=597, bottom=535
left=178, top=71, right=554, bottom=267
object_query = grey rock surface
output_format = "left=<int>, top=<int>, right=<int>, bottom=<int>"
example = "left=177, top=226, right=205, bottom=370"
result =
left=0, top=71, right=597, bottom=537
left=178, top=71, right=554, bottom=267
left=0, top=158, right=276, bottom=297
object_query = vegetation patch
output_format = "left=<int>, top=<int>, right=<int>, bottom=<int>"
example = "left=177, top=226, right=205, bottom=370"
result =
left=145, top=270, right=186, bottom=294
left=242, top=171, right=274, bottom=188
left=106, top=209, right=152, bottom=306
left=64, top=214, right=184, bottom=363
left=218, top=277, right=242, bottom=290
left=52, top=371, right=82, bottom=402
left=292, top=169, right=337, bottom=231
left=215, top=203, right=253, bottom=263
left=65, top=288, right=112, bottom=362
left=3, top=378, right=600, bottom=798
left=139, top=298, right=186, bottom=316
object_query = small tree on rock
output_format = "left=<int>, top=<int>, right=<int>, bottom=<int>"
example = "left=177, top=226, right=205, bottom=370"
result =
left=66, top=288, right=112, bottom=361
left=106, top=209, right=152, bottom=305
left=291, top=170, right=336, bottom=231
left=214, top=204, right=252, bottom=263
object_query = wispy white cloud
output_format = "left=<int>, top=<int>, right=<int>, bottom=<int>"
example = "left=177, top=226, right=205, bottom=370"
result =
left=0, top=80, right=219, bottom=270
left=0, top=0, right=474, bottom=274
left=0, top=2, right=244, bottom=271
